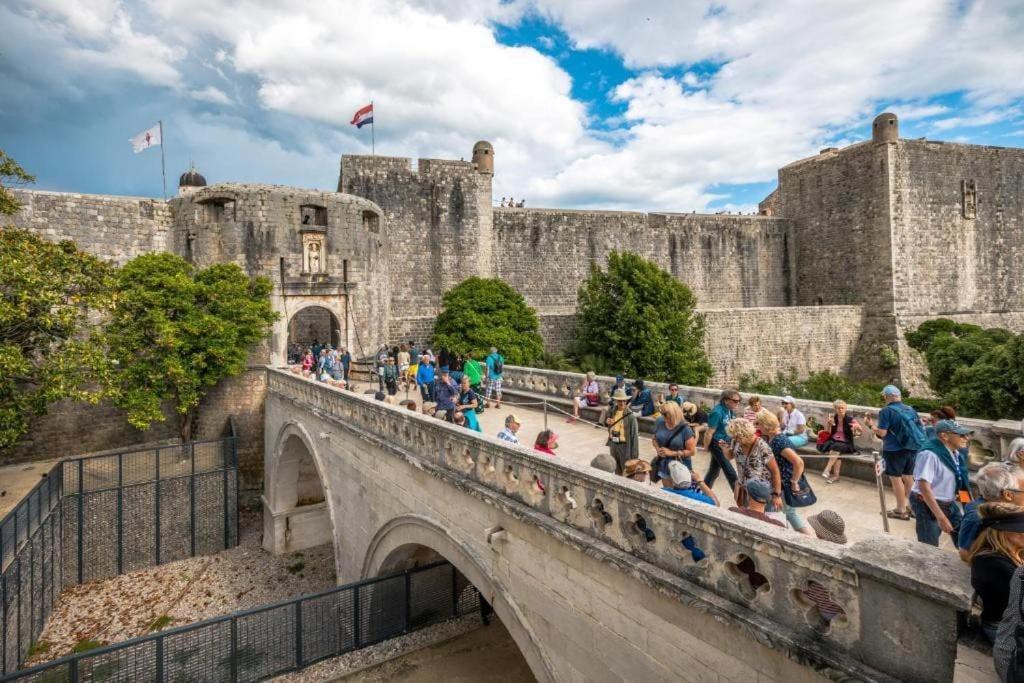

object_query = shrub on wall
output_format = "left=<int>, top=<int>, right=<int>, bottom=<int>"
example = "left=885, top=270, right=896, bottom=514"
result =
left=432, top=277, right=544, bottom=365
left=0, top=228, right=114, bottom=449
left=571, top=251, right=713, bottom=385
left=907, top=319, right=1024, bottom=420
left=104, top=254, right=278, bottom=441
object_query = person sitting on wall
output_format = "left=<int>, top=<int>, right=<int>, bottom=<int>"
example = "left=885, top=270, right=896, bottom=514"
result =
left=662, top=461, right=718, bottom=506
left=656, top=383, right=684, bottom=411
left=743, top=395, right=762, bottom=423
left=780, top=395, right=809, bottom=448
left=630, top=379, right=656, bottom=417
left=534, top=430, right=559, bottom=456
left=819, top=400, right=862, bottom=484
left=569, top=371, right=601, bottom=423
left=455, top=375, right=482, bottom=432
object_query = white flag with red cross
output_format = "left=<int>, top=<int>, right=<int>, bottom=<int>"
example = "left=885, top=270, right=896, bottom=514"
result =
left=130, top=124, right=162, bottom=153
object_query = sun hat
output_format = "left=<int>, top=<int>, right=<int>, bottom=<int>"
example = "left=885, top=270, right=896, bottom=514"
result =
left=667, top=460, right=691, bottom=485
left=623, top=459, right=651, bottom=477
left=882, top=385, right=902, bottom=397
left=611, top=388, right=630, bottom=401
left=745, top=479, right=772, bottom=504
left=590, top=453, right=617, bottom=473
left=781, top=395, right=796, bottom=405
left=807, top=510, right=847, bottom=544
left=935, top=419, right=973, bottom=436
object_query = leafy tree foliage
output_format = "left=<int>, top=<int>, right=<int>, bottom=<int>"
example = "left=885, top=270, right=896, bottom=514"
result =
left=0, top=229, right=114, bottom=449
left=572, top=251, right=713, bottom=385
left=432, top=277, right=543, bottom=365
left=104, top=254, right=277, bottom=440
left=0, top=150, right=35, bottom=216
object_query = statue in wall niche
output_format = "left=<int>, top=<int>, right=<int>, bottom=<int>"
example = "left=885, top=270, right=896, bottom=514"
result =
left=304, top=239, right=323, bottom=273
left=962, top=179, right=977, bottom=219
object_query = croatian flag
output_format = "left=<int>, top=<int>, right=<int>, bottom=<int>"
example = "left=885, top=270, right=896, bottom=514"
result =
left=350, top=103, right=373, bottom=128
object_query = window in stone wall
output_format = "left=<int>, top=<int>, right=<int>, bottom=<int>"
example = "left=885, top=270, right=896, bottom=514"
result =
left=300, top=204, right=327, bottom=226
left=362, top=210, right=380, bottom=233
left=962, top=179, right=977, bottom=219
left=198, top=197, right=236, bottom=223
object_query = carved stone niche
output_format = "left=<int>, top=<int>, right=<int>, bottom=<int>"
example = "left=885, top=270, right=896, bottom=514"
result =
left=301, top=232, right=326, bottom=274
left=962, top=179, right=977, bottom=219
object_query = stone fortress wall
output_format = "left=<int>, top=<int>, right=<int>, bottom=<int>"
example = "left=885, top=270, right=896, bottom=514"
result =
left=7, top=112, right=1024, bottom=483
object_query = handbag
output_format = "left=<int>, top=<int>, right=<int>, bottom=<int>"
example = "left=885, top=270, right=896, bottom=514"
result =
left=783, top=474, right=817, bottom=508
left=816, top=429, right=831, bottom=448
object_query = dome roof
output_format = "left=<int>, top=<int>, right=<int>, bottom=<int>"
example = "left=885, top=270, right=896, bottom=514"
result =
left=179, top=166, right=207, bottom=188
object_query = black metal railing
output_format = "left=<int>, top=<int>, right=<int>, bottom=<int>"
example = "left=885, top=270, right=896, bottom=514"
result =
left=1, top=438, right=239, bottom=675
left=1, top=560, right=480, bottom=683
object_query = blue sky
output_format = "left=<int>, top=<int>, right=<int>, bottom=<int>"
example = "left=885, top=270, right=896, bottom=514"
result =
left=2, top=0, right=1022, bottom=211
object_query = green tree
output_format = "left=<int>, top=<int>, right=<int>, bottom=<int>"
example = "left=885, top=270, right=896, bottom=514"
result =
left=907, top=318, right=1014, bottom=395
left=0, top=150, right=35, bottom=216
left=0, top=229, right=114, bottom=449
left=104, top=254, right=277, bottom=440
left=572, top=251, right=713, bottom=384
left=945, top=335, right=1024, bottom=420
left=432, top=277, right=543, bottom=364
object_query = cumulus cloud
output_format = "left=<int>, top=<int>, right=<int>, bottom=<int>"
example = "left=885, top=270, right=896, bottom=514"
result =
left=189, top=86, right=232, bottom=105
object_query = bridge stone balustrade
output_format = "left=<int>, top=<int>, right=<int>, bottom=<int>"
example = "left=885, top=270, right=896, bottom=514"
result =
left=501, top=365, right=1023, bottom=464
left=264, top=367, right=971, bottom=682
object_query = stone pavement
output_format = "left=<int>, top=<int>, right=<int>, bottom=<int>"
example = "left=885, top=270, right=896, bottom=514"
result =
left=0, top=458, right=59, bottom=520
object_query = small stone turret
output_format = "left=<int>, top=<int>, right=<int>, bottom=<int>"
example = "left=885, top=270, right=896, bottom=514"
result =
left=472, top=141, right=494, bottom=175
left=178, top=164, right=207, bottom=196
left=872, top=112, right=899, bottom=143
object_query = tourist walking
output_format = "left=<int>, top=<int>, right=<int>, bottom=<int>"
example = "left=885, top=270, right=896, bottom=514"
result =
left=650, top=402, right=696, bottom=484
left=497, top=414, right=521, bottom=444
left=968, top=503, right=1024, bottom=642
left=340, top=347, right=352, bottom=386
left=959, top=463, right=1024, bottom=561
left=779, top=395, right=809, bottom=448
left=865, top=385, right=926, bottom=521
left=723, top=417, right=783, bottom=510
left=605, top=387, right=639, bottom=475
left=756, top=411, right=813, bottom=535
left=597, top=375, right=632, bottom=427
left=909, top=419, right=972, bottom=546
left=819, top=400, right=862, bottom=483
left=702, top=389, right=741, bottom=493
left=485, top=347, right=505, bottom=408
left=382, top=357, right=399, bottom=395
left=397, top=345, right=410, bottom=384
left=569, top=371, right=600, bottom=423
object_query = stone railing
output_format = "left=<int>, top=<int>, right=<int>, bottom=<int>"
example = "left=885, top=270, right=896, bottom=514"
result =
left=501, top=365, right=1023, bottom=465
left=267, top=367, right=971, bottom=682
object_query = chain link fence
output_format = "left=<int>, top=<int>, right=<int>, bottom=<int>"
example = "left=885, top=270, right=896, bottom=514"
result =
left=1, top=560, right=480, bottom=683
left=1, top=438, right=238, bottom=675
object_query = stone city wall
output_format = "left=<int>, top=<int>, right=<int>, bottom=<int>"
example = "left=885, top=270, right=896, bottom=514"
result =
left=493, top=208, right=792, bottom=315
left=8, top=189, right=172, bottom=264
left=266, top=368, right=972, bottom=682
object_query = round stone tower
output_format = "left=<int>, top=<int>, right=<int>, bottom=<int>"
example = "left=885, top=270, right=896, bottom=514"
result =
left=872, top=112, right=899, bottom=143
left=178, top=164, right=207, bottom=197
left=472, top=140, right=494, bottom=175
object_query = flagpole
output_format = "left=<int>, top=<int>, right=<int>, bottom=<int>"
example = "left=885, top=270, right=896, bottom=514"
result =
left=159, top=120, right=167, bottom=201
left=370, top=101, right=376, bottom=200
left=370, top=100, right=375, bottom=157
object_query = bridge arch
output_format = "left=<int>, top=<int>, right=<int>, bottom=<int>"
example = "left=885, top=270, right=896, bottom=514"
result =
left=362, top=515, right=555, bottom=683
left=263, top=421, right=339, bottom=559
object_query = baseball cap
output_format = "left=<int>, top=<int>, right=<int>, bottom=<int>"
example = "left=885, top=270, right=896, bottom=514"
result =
left=781, top=395, right=796, bottom=405
left=668, top=460, right=691, bottom=485
left=745, top=479, right=772, bottom=504
left=615, top=374, right=624, bottom=383
left=882, top=385, right=902, bottom=397
left=935, top=419, right=973, bottom=436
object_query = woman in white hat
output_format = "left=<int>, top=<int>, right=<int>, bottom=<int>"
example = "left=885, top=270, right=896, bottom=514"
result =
left=605, top=387, right=639, bottom=475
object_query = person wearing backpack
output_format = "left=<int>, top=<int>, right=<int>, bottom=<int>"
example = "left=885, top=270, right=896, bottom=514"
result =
left=865, top=385, right=926, bottom=521
left=909, top=419, right=972, bottom=546
left=485, top=347, right=505, bottom=409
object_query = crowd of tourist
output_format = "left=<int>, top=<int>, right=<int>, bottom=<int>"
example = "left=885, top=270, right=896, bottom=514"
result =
left=288, top=344, right=1024, bottom=673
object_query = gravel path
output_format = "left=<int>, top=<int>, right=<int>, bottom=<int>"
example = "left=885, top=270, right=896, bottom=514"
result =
left=26, top=507, right=335, bottom=665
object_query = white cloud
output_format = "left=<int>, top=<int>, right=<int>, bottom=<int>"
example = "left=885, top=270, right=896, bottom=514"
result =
left=189, top=86, right=232, bottom=105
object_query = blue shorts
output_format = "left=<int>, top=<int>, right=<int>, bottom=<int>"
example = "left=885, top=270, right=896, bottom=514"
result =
left=883, top=449, right=917, bottom=477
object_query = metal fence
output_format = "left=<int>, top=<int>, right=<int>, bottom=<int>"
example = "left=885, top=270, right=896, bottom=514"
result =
left=1, top=438, right=239, bottom=675
left=1, top=560, right=481, bottom=683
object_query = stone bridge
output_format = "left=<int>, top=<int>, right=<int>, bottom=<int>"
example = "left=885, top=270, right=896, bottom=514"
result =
left=261, top=367, right=970, bottom=682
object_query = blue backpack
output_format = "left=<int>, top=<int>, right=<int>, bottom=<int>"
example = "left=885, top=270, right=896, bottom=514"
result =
left=892, top=404, right=926, bottom=451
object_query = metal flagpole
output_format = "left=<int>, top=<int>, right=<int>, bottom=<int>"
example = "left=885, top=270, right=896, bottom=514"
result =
left=370, top=101, right=375, bottom=157
left=159, top=120, right=167, bottom=200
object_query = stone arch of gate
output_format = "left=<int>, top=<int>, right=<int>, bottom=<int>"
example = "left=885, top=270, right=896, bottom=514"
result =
left=286, top=302, right=345, bottom=352
left=264, top=420, right=339, bottom=557
left=361, top=515, right=556, bottom=683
